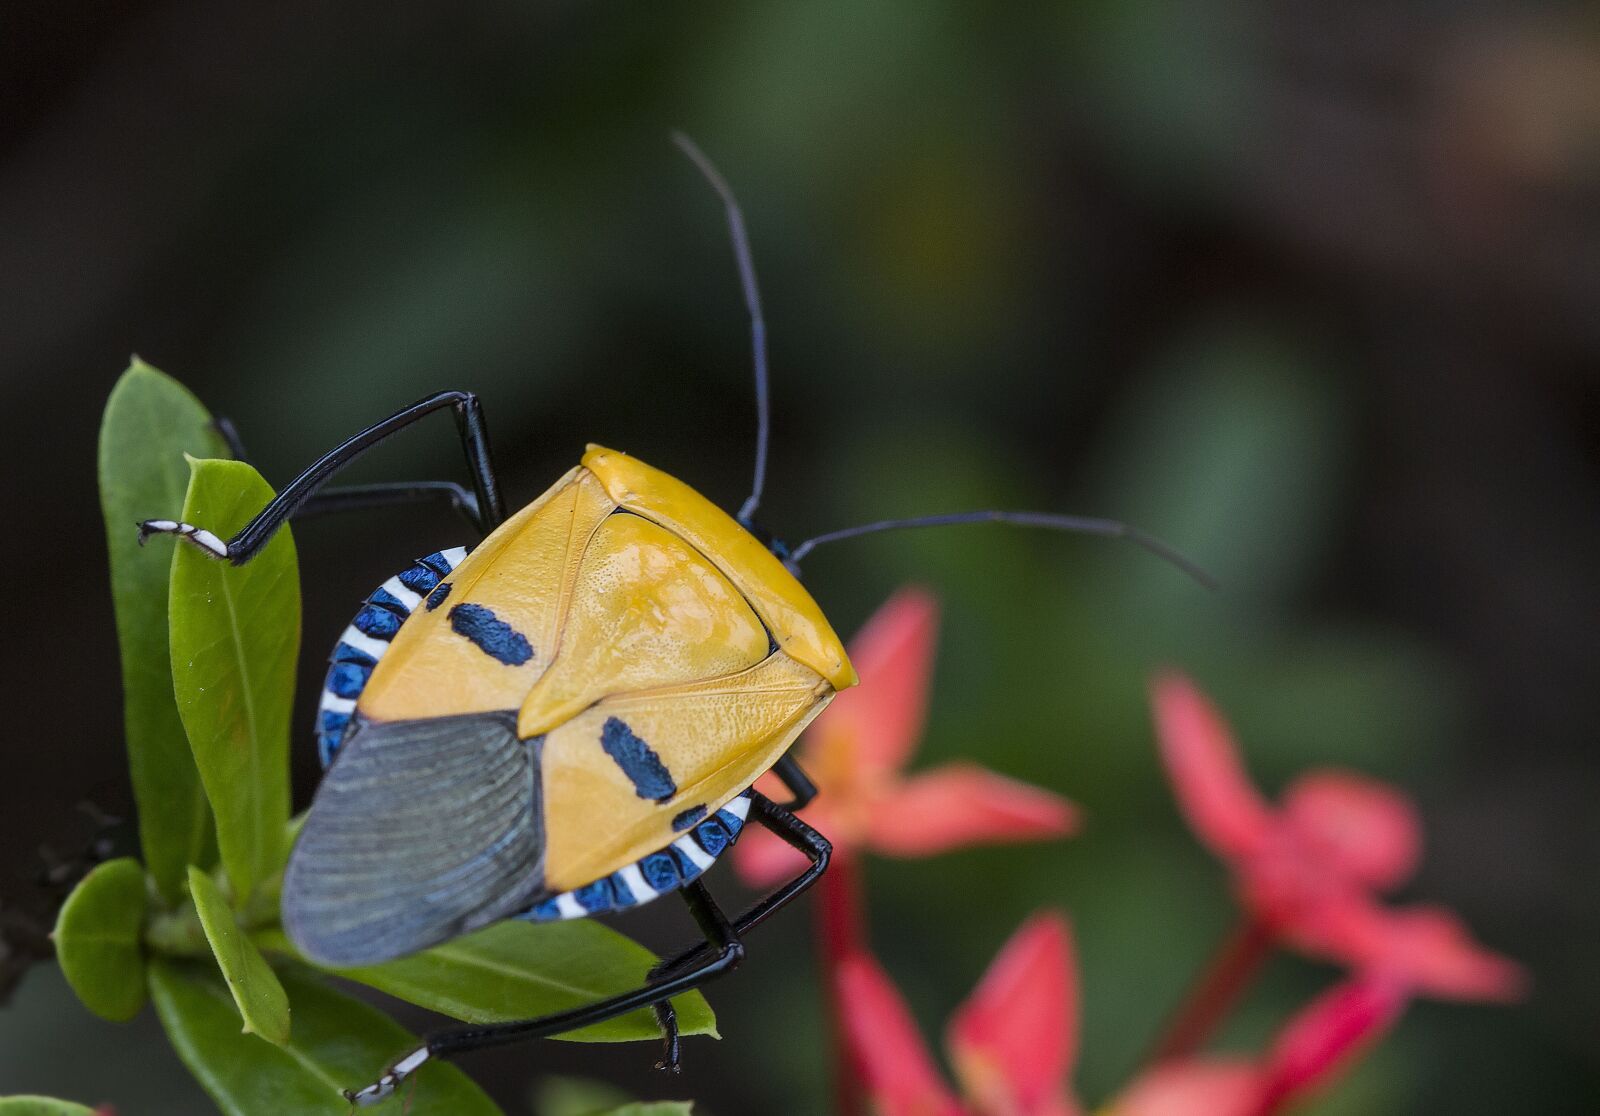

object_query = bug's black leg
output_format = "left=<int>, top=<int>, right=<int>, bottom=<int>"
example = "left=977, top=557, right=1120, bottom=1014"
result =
left=213, top=416, right=488, bottom=535
left=647, top=790, right=832, bottom=1070
left=213, top=416, right=250, bottom=461
left=296, top=481, right=486, bottom=535
left=138, top=390, right=506, bottom=564
left=770, top=753, right=819, bottom=811
left=343, top=882, right=742, bottom=1107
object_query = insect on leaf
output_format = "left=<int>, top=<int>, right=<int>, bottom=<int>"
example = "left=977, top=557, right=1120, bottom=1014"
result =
left=149, top=960, right=501, bottom=1116
left=187, top=867, right=291, bottom=1045
left=99, top=359, right=229, bottom=905
left=0, top=1098, right=98, bottom=1116
left=52, top=857, right=148, bottom=1023
left=169, top=458, right=300, bottom=908
left=296, top=920, right=717, bottom=1043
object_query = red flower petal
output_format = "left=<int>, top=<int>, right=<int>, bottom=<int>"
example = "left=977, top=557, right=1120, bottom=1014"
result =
left=867, top=764, right=1081, bottom=857
left=836, top=950, right=965, bottom=1116
left=1322, top=901, right=1528, bottom=1003
left=1281, top=770, right=1421, bottom=891
left=810, top=588, right=940, bottom=780
left=1150, top=672, right=1274, bottom=862
left=1112, top=1061, right=1262, bottom=1116
left=1259, top=975, right=1405, bottom=1110
left=947, top=912, right=1078, bottom=1116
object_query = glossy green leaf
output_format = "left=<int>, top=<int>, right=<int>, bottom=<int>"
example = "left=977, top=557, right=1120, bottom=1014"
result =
left=149, top=961, right=500, bottom=1115
left=52, top=857, right=148, bottom=1022
left=0, top=1099, right=97, bottom=1116
left=98, top=359, right=228, bottom=905
left=187, top=867, right=291, bottom=1045
left=289, top=920, right=715, bottom=1043
left=169, top=458, right=300, bottom=907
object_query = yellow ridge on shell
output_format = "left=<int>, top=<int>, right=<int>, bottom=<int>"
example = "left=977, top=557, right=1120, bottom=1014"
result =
left=582, top=444, right=857, bottom=690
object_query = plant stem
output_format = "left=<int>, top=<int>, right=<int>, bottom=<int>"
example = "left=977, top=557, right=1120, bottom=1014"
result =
left=1147, top=915, right=1274, bottom=1064
left=817, top=849, right=867, bottom=1116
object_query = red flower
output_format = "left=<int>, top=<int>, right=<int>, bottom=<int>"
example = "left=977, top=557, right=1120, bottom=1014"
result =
left=1149, top=671, right=1524, bottom=1001
left=837, top=912, right=1081, bottom=1116
left=1112, top=976, right=1405, bottom=1116
left=735, top=589, right=1079, bottom=885
left=837, top=911, right=1400, bottom=1116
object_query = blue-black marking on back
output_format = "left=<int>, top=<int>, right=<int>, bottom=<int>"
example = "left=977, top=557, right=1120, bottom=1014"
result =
left=315, top=546, right=470, bottom=766
left=425, top=582, right=452, bottom=611
left=517, top=793, right=753, bottom=923
left=671, top=804, right=707, bottom=831
left=600, top=717, right=677, bottom=802
left=447, top=602, right=534, bottom=666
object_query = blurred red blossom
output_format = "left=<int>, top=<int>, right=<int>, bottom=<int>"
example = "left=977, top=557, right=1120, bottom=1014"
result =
left=1149, top=671, right=1524, bottom=1003
left=837, top=911, right=1081, bottom=1116
left=735, top=588, right=1079, bottom=885
left=837, top=912, right=1400, bottom=1116
left=1111, top=976, right=1405, bottom=1116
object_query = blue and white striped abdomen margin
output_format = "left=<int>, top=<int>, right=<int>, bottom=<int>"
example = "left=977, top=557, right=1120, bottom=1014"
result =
left=313, top=548, right=752, bottom=922
left=315, top=546, right=469, bottom=766
left=516, top=793, right=750, bottom=923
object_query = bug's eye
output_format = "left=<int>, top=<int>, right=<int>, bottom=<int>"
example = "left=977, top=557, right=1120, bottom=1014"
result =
left=742, top=518, right=789, bottom=559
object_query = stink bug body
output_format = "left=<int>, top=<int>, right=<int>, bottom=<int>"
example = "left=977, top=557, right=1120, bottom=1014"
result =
left=138, top=136, right=1207, bottom=1104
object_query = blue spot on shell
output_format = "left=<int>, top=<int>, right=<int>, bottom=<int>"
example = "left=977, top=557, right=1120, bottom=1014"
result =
left=672, top=805, right=707, bottom=831
left=353, top=604, right=402, bottom=639
left=524, top=897, right=561, bottom=922
left=332, top=641, right=376, bottom=667
left=574, top=878, right=615, bottom=912
left=448, top=603, right=533, bottom=666
left=600, top=718, right=677, bottom=802
left=639, top=851, right=680, bottom=891
left=368, top=587, right=412, bottom=616
left=692, top=818, right=733, bottom=857
left=327, top=661, right=371, bottom=699
left=425, top=582, right=452, bottom=611
left=398, top=562, right=442, bottom=595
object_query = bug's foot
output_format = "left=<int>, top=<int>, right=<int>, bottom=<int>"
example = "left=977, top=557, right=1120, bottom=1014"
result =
left=136, top=520, right=230, bottom=560
left=652, top=999, right=682, bottom=1073
left=343, top=1046, right=431, bottom=1107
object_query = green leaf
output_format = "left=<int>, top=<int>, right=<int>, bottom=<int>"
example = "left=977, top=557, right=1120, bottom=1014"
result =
left=187, top=867, right=291, bottom=1045
left=168, top=458, right=300, bottom=907
left=98, top=359, right=228, bottom=905
left=291, top=920, right=716, bottom=1042
left=52, top=857, right=148, bottom=1022
left=149, top=961, right=500, bottom=1115
left=592, top=1106, right=694, bottom=1116
left=0, top=1097, right=97, bottom=1115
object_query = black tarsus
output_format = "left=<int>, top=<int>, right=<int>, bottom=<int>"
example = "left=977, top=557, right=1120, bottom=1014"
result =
left=671, top=132, right=771, bottom=529
left=143, top=391, right=506, bottom=562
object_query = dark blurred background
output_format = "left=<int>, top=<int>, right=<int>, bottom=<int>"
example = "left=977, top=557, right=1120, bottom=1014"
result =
left=2, top=1, right=1597, bottom=1112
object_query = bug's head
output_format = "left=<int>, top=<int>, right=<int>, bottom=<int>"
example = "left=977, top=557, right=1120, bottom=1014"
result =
left=739, top=517, right=799, bottom=576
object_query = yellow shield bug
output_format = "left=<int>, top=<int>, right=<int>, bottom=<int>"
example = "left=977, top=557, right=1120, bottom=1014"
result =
left=138, top=135, right=1208, bottom=1104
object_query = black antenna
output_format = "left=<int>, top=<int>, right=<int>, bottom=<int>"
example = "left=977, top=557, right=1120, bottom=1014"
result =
left=786, top=510, right=1217, bottom=589
left=671, top=132, right=770, bottom=527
